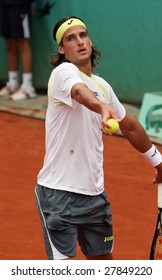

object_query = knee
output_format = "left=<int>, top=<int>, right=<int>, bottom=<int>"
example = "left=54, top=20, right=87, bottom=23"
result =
left=6, top=39, right=17, bottom=53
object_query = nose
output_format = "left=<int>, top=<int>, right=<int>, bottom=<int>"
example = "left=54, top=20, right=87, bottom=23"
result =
left=76, top=36, right=83, bottom=45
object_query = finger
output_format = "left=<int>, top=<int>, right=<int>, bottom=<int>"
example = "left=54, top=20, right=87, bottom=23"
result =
left=101, top=124, right=112, bottom=135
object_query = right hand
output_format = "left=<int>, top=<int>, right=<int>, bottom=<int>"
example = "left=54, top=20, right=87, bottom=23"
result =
left=101, top=103, right=119, bottom=134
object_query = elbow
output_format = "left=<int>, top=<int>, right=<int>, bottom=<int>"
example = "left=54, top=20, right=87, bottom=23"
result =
left=119, top=114, right=138, bottom=135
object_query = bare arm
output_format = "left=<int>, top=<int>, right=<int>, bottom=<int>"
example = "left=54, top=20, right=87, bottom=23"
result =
left=120, top=112, right=162, bottom=183
left=119, top=112, right=152, bottom=153
left=71, top=82, right=118, bottom=128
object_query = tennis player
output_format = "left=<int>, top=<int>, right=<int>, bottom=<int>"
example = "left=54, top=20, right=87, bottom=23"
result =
left=35, top=16, right=162, bottom=260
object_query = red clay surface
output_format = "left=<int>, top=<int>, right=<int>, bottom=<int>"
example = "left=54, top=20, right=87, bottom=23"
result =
left=0, top=111, right=161, bottom=260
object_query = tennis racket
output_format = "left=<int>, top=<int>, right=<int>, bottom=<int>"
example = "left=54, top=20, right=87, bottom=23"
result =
left=150, top=183, right=162, bottom=260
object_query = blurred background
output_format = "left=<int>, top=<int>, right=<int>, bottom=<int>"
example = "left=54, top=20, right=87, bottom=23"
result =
left=1, top=0, right=162, bottom=105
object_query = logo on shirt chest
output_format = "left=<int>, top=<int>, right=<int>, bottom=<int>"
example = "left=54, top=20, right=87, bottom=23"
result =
left=93, top=91, right=99, bottom=97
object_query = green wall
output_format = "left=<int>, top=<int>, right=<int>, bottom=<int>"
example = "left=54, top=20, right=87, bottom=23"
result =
left=1, top=0, right=162, bottom=104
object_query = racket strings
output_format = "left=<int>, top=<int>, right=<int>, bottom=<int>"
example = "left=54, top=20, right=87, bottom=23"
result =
left=154, top=235, right=162, bottom=259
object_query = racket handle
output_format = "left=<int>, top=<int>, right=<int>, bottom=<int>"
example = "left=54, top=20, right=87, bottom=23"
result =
left=158, top=183, right=162, bottom=208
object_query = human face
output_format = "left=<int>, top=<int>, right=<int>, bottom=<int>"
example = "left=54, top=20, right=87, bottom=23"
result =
left=58, top=26, right=92, bottom=67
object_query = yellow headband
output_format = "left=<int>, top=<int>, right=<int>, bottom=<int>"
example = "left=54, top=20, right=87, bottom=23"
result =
left=56, top=18, right=86, bottom=45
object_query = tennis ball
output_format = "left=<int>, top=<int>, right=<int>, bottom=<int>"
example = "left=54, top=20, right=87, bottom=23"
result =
left=105, top=118, right=119, bottom=134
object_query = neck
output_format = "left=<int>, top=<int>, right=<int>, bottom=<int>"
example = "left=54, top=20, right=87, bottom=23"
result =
left=76, top=62, right=92, bottom=77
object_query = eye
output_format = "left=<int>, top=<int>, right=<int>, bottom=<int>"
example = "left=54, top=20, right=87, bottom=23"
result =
left=80, top=32, right=87, bottom=38
left=67, top=35, right=75, bottom=41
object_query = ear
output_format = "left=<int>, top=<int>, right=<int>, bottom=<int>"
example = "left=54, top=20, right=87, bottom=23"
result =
left=58, top=45, right=65, bottom=55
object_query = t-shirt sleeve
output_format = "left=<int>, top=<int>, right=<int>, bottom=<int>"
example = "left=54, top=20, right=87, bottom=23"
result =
left=48, top=63, right=85, bottom=107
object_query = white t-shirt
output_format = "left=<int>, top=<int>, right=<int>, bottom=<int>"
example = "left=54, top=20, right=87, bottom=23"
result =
left=37, top=62, right=126, bottom=195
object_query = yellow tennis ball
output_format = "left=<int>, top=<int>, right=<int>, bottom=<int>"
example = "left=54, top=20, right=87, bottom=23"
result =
left=105, top=118, right=119, bottom=134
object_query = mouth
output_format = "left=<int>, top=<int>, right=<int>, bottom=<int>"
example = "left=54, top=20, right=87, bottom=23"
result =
left=78, top=48, right=86, bottom=53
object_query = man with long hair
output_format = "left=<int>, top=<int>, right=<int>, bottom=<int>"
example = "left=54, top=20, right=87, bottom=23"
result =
left=35, top=16, right=162, bottom=260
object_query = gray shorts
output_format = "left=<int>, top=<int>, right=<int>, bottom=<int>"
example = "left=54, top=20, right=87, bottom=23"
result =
left=35, top=184, right=113, bottom=259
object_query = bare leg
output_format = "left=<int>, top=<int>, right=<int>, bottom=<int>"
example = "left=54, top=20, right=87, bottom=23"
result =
left=85, top=253, right=113, bottom=260
left=17, top=38, right=32, bottom=73
left=60, top=253, right=113, bottom=260
left=5, top=39, right=18, bottom=71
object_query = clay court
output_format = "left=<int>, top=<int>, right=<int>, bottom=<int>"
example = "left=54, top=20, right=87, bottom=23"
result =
left=0, top=110, right=161, bottom=260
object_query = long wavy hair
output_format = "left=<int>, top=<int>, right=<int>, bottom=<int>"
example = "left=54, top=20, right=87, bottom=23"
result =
left=50, top=15, right=101, bottom=70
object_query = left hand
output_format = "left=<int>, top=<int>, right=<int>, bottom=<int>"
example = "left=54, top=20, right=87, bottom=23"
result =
left=153, top=162, right=162, bottom=184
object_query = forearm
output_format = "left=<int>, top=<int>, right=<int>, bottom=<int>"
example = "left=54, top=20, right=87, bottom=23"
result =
left=120, top=113, right=162, bottom=170
left=71, top=83, right=118, bottom=124
left=71, top=83, right=106, bottom=114
left=120, top=114, right=152, bottom=153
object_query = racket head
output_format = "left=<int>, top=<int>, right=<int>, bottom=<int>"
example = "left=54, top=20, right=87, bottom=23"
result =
left=150, top=184, right=162, bottom=260
left=150, top=209, right=162, bottom=260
